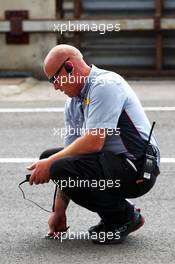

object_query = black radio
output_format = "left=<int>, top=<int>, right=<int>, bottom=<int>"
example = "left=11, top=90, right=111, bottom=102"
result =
left=142, top=152, right=158, bottom=179
left=142, top=122, right=160, bottom=179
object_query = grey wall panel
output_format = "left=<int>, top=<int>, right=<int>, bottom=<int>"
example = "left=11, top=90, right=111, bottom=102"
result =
left=64, top=0, right=175, bottom=72
left=163, top=32, right=175, bottom=67
left=81, top=0, right=155, bottom=17
left=81, top=0, right=175, bottom=17
left=80, top=32, right=155, bottom=68
left=164, top=0, right=175, bottom=16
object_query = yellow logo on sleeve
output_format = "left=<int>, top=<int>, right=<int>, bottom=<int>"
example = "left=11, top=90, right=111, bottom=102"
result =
left=83, top=97, right=91, bottom=106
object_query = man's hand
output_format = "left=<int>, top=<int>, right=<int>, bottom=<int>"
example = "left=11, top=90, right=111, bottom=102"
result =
left=48, top=212, right=67, bottom=236
left=27, top=158, right=53, bottom=185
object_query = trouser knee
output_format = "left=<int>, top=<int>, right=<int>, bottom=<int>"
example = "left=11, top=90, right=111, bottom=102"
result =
left=39, top=147, right=63, bottom=159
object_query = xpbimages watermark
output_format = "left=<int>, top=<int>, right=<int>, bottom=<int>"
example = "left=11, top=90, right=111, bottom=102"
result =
left=53, top=21, right=120, bottom=35
left=53, top=127, right=120, bottom=139
left=53, top=177, right=121, bottom=191
left=51, top=73, right=118, bottom=87
left=51, top=229, right=121, bottom=243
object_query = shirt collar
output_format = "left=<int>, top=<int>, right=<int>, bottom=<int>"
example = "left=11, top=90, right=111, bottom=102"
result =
left=79, top=65, right=98, bottom=99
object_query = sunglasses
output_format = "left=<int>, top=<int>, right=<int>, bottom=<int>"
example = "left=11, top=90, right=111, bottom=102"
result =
left=49, top=57, right=70, bottom=84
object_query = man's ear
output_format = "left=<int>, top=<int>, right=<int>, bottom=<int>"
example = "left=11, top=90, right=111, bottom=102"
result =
left=64, top=61, right=73, bottom=74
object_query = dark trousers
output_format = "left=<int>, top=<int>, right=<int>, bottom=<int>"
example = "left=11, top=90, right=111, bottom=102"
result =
left=40, top=148, right=158, bottom=228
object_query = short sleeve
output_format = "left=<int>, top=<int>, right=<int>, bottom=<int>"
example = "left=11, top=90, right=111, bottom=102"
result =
left=85, top=82, right=127, bottom=129
left=64, top=99, right=81, bottom=147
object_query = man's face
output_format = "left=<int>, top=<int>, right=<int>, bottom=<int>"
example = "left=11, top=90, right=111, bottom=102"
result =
left=52, top=68, right=79, bottom=97
left=45, top=59, right=81, bottom=97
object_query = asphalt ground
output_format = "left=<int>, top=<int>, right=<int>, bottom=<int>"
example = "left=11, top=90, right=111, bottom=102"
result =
left=0, top=99, right=175, bottom=264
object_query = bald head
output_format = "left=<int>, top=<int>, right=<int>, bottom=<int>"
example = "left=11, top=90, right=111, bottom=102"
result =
left=45, top=44, right=83, bottom=60
left=43, top=44, right=91, bottom=97
left=43, top=44, right=83, bottom=78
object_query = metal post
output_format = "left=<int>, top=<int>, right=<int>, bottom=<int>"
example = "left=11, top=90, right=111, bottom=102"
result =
left=73, top=0, right=81, bottom=49
left=74, top=0, right=81, bottom=19
left=56, top=0, right=64, bottom=18
left=155, top=0, right=163, bottom=71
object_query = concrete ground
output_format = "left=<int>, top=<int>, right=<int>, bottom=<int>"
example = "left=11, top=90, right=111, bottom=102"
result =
left=0, top=78, right=175, bottom=264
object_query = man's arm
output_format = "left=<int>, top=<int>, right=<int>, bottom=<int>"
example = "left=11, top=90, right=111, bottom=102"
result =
left=28, top=130, right=106, bottom=185
left=47, top=189, right=70, bottom=235
left=47, top=131, right=105, bottom=233
left=54, top=189, right=70, bottom=213
left=48, top=129, right=106, bottom=163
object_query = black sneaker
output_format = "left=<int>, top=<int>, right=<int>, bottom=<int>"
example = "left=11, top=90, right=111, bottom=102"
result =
left=88, top=220, right=105, bottom=236
left=88, top=208, right=141, bottom=235
left=89, top=208, right=144, bottom=244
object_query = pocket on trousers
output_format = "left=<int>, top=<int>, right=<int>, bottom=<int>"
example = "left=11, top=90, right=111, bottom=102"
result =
left=134, top=173, right=157, bottom=197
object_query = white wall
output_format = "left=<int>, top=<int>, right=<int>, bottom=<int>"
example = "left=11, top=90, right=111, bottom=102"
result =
left=0, top=0, right=57, bottom=78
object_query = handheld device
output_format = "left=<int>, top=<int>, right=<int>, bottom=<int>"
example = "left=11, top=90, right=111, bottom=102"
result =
left=142, top=122, right=159, bottom=179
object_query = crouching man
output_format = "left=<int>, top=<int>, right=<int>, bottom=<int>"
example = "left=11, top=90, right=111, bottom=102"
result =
left=27, top=44, right=160, bottom=244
